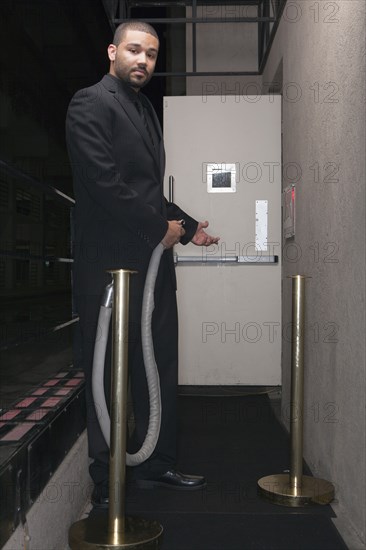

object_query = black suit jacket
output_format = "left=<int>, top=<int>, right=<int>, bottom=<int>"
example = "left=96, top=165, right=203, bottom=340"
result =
left=66, top=73, right=197, bottom=296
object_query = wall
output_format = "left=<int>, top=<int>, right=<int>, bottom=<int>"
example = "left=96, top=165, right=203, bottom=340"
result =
left=186, top=4, right=261, bottom=95
left=261, top=0, right=366, bottom=544
left=3, top=432, right=92, bottom=550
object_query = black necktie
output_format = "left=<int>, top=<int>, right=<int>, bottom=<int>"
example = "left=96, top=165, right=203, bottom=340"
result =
left=135, top=97, right=155, bottom=150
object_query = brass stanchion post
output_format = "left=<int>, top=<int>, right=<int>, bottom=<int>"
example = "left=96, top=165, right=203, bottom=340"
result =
left=108, top=269, right=130, bottom=543
left=258, top=275, right=335, bottom=506
left=69, top=269, right=163, bottom=549
left=290, top=274, right=305, bottom=495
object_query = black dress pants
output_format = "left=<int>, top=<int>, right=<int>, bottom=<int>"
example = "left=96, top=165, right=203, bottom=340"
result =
left=75, top=253, right=178, bottom=487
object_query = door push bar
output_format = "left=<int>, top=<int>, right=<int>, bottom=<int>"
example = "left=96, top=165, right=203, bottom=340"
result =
left=174, top=255, right=278, bottom=265
left=168, top=175, right=278, bottom=265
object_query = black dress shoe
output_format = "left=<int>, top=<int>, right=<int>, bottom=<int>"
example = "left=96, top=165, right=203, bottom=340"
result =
left=91, top=486, right=109, bottom=509
left=135, top=469, right=206, bottom=490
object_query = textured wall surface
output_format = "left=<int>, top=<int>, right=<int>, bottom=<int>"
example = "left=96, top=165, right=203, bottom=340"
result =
left=186, top=5, right=261, bottom=95
left=3, top=432, right=92, bottom=550
left=262, top=1, right=366, bottom=544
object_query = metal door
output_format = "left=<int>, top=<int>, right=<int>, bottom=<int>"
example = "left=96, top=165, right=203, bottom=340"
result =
left=164, top=96, right=281, bottom=385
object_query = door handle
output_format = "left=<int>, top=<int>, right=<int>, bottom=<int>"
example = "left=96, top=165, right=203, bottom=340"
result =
left=168, top=175, right=174, bottom=203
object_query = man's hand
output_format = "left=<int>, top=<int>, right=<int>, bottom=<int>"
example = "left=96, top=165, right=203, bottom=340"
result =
left=161, top=220, right=186, bottom=249
left=191, top=221, right=220, bottom=247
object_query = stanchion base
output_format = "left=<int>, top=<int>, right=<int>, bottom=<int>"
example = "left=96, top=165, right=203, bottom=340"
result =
left=69, top=515, right=163, bottom=549
left=257, top=474, right=334, bottom=507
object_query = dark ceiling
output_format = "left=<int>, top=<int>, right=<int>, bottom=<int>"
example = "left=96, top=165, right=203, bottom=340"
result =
left=0, top=0, right=113, bottom=145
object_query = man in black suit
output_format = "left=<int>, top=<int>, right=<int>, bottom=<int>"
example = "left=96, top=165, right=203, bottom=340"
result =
left=66, top=20, right=218, bottom=506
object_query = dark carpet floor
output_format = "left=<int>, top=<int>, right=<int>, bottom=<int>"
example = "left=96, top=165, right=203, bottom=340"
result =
left=90, top=394, right=347, bottom=550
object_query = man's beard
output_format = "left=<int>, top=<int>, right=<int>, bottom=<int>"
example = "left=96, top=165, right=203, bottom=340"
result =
left=114, top=62, right=151, bottom=89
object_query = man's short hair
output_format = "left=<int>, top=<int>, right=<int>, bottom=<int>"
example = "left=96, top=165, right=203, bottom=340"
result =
left=113, top=21, right=159, bottom=46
